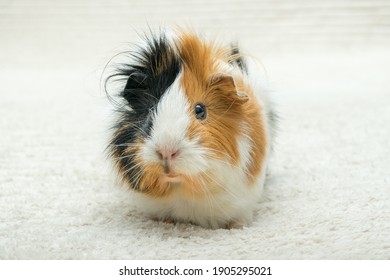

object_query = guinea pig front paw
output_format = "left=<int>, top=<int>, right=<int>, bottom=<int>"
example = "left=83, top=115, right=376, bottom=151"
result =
left=224, top=221, right=244, bottom=230
left=151, top=216, right=176, bottom=225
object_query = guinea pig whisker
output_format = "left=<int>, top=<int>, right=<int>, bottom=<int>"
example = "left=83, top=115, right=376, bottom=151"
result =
left=195, top=174, right=215, bottom=220
left=204, top=153, right=254, bottom=184
left=118, top=124, right=148, bottom=138
left=133, top=172, right=144, bottom=190
left=109, top=143, right=138, bottom=148
left=127, top=164, right=147, bottom=189
left=202, top=148, right=234, bottom=163
left=203, top=188, right=230, bottom=225
left=113, top=154, right=135, bottom=161
left=122, top=161, right=145, bottom=176
left=199, top=168, right=241, bottom=206
left=138, top=91, right=159, bottom=102
left=120, top=167, right=145, bottom=187
left=187, top=140, right=233, bottom=167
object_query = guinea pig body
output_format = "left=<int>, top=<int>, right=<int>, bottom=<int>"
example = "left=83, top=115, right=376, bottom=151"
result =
left=107, top=30, right=274, bottom=229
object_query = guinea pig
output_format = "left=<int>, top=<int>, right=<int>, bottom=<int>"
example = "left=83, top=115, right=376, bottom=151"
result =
left=106, top=29, right=275, bottom=229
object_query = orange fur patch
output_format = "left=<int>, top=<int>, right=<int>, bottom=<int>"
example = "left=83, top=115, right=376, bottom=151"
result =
left=177, top=33, right=267, bottom=185
left=138, top=163, right=172, bottom=197
left=178, top=34, right=241, bottom=164
left=137, top=163, right=223, bottom=199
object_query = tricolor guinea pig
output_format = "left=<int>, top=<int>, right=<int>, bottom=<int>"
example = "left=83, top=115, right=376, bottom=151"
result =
left=106, top=29, right=275, bottom=229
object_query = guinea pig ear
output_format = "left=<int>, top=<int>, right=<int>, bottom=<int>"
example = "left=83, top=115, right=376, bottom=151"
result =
left=124, top=70, right=147, bottom=92
left=209, top=73, right=249, bottom=103
left=122, top=70, right=148, bottom=108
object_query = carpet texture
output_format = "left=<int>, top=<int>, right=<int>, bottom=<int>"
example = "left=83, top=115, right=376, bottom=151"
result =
left=1, top=0, right=390, bottom=259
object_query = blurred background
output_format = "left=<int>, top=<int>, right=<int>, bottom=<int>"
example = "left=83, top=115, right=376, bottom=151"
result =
left=1, top=0, right=389, bottom=68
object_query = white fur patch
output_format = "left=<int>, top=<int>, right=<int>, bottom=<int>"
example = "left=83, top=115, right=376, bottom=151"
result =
left=150, top=73, right=190, bottom=151
left=141, top=73, right=208, bottom=175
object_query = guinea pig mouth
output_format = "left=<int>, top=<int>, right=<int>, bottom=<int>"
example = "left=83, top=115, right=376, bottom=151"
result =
left=161, top=173, right=182, bottom=183
left=166, top=172, right=178, bottom=178
left=159, top=159, right=182, bottom=182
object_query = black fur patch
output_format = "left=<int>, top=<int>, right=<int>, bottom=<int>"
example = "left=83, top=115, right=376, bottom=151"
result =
left=106, top=32, right=181, bottom=190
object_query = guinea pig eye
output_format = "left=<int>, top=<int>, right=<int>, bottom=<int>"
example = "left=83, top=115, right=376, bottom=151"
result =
left=194, top=103, right=207, bottom=120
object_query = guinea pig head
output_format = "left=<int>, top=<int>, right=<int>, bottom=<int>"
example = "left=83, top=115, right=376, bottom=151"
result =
left=109, top=33, right=265, bottom=198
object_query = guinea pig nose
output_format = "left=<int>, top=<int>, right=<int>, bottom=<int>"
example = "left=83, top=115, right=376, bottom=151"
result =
left=156, top=149, right=180, bottom=161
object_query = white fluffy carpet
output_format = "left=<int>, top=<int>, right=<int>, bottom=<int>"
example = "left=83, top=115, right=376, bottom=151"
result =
left=1, top=0, right=390, bottom=259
